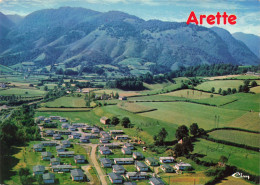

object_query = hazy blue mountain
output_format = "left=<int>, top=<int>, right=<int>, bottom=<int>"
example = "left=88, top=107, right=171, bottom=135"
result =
left=6, top=14, right=24, bottom=25
left=232, top=32, right=260, bottom=58
left=0, top=7, right=259, bottom=73
left=0, top=12, right=14, bottom=38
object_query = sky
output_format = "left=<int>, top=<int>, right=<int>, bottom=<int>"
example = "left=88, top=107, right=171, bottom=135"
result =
left=0, top=0, right=259, bottom=36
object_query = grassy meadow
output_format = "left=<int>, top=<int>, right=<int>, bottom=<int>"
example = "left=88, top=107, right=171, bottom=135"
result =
left=0, top=88, right=46, bottom=97
left=196, top=80, right=244, bottom=91
left=160, top=89, right=219, bottom=99
left=43, top=96, right=87, bottom=107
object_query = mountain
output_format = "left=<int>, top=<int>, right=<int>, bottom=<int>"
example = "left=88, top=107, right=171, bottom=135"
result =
left=6, top=14, right=24, bottom=25
left=0, top=7, right=259, bottom=75
left=232, top=32, right=260, bottom=58
left=0, top=12, right=14, bottom=38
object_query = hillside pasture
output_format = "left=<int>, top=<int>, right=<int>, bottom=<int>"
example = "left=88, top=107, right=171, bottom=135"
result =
left=196, top=80, right=244, bottom=92
left=0, top=88, right=46, bottom=97
left=94, top=89, right=140, bottom=97
left=117, top=102, right=156, bottom=113
left=161, top=89, right=219, bottom=99
left=204, top=75, right=241, bottom=80
left=128, top=95, right=186, bottom=101
left=228, top=112, right=260, bottom=131
left=193, top=139, right=260, bottom=175
left=208, top=130, right=260, bottom=148
left=250, top=86, right=260, bottom=93
left=44, top=96, right=87, bottom=107
left=138, top=102, right=246, bottom=130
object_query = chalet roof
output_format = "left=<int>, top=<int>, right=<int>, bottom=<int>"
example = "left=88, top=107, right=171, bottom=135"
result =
left=41, top=152, right=52, bottom=157
left=100, top=158, right=112, bottom=164
left=56, top=145, right=65, bottom=150
left=71, top=169, right=84, bottom=177
left=53, top=134, right=61, bottom=137
left=33, top=144, right=43, bottom=148
left=112, top=165, right=125, bottom=171
left=99, top=146, right=110, bottom=151
left=61, top=140, right=71, bottom=145
left=175, top=162, right=191, bottom=167
left=161, top=164, right=173, bottom=170
left=124, top=182, right=137, bottom=185
left=114, top=158, right=134, bottom=162
left=159, top=157, right=175, bottom=160
left=136, top=161, right=148, bottom=168
left=57, top=151, right=74, bottom=155
left=45, top=130, right=55, bottom=133
left=133, top=152, right=143, bottom=157
left=124, top=143, right=134, bottom=147
left=43, top=173, right=55, bottom=180
left=50, top=158, right=60, bottom=162
left=122, top=148, right=131, bottom=152
left=149, top=177, right=165, bottom=185
left=51, top=165, right=72, bottom=169
left=33, top=165, right=45, bottom=172
left=126, top=172, right=147, bottom=177
left=101, top=116, right=108, bottom=120
left=146, top=157, right=157, bottom=163
left=74, top=155, right=85, bottom=160
left=108, top=173, right=123, bottom=180
left=109, top=130, right=124, bottom=133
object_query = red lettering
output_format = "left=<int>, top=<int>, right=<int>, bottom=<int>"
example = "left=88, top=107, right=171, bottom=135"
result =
left=200, top=15, right=206, bottom=25
left=216, top=12, right=221, bottom=24
left=228, top=15, right=237, bottom=25
left=222, top=12, right=228, bottom=24
left=207, top=15, right=215, bottom=25
left=187, top=11, right=198, bottom=25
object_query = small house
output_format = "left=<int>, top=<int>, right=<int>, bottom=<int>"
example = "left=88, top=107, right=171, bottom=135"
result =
left=100, top=158, right=113, bottom=168
left=71, top=133, right=81, bottom=139
left=159, top=157, right=175, bottom=163
left=91, top=127, right=100, bottom=133
left=136, top=161, right=149, bottom=172
left=100, top=117, right=110, bottom=124
left=69, top=126, right=76, bottom=131
left=33, top=165, right=45, bottom=175
left=108, top=173, right=123, bottom=184
left=103, top=143, right=120, bottom=149
left=109, top=130, right=124, bottom=135
left=133, top=152, right=144, bottom=160
left=33, top=144, right=43, bottom=152
left=74, top=155, right=86, bottom=164
left=145, top=158, right=158, bottom=166
left=72, top=123, right=86, bottom=128
left=71, top=169, right=84, bottom=181
left=51, top=165, right=72, bottom=172
left=125, top=172, right=148, bottom=180
left=149, top=177, right=165, bottom=185
left=80, top=136, right=90, bottom=143
left=43, top=173, right=55, bottom=184
left=44, top=118, right=51, bottom=123
left=114, top=158, right=134, bottom=165
left=119, top=96, right=127, bottom=100
left=37, top=116, right=45, bottom=121
left=61, top=140, right=71, bottom=148
left=121, top=148, right=132, bottom=155
left=57, top=151, right=74, bottom=158
left=56, top=145, right=66, bottom=152
left=58, top=130, right=71, bottom=135
left=99, top=146, right=111, bottom=155
left=61, top=123, right=70, bottom=129
left=123, top=143, right=134, bottom=150
left=59, top=117, right=67, bottom=122
left=50, top=158, right=61, bottom=166
left=84, top=133, right=98, bottom=139
left=100, top=138, right=109, bottom=143
left=100, top=131, right=111, bottom=140
left=53, top=134, right=62, bottom=140
left=41, top=152, right=52, bottom=161
left=115, top=135, right=129, bottom=140
left=41, top=141, right=57, bottom=147
left=124, top=182, right=137, bottom=185
left=174, top=162, right=192, bottom=171
left=160, top=164, right=174, bottom=173
left=112, top=165, right=125, bottom=174
left=45, top=130, right=55, bottom=136
left=50, top=116, right=60, bottom=120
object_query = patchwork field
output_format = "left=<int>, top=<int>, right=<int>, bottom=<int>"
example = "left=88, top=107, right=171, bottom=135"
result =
left=208, top=130, right=260, bottom=148
left=128, top=95, right=186, bottom=101
left=117, top=102, right=156, bottom=113
left=193, top=139, right=259, bottom=175
left=196, top=80, right=244, bottom=92
left=94, top=89, right=140, bottom=97
left=161, top=89, right=219, bottom=99
left=44, top=96, right=87, bottom=107
left=228, top=112, right=260, bottom=131
left=0, top=88, right=46, bottom=97
left=217, top=176, right=252, bottom=185
left=138, top=102, right=246, bottom=129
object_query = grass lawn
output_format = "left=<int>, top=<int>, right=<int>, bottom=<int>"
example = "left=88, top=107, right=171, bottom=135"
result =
left=160, top=89, right=219, bottom=99
left=0, top=88, right=46, bottom=97
left=117, top=102, right=157, bottom=113
left=196, top=80, right=244, bottom=92
left=217, top=176, right=253, bottom=185
left=137, top=102, right=246, bottom=130
left=193, top=139, right=260, bottom=175
left=44, top=96, right=87, bottom=107
left=208, top=130, right=260, bottom=148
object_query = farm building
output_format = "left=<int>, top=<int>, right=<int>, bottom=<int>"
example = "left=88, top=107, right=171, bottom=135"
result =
left=61, top=123, right=70, bottom=129
left=145, top=158, right=159, bottom=166
left=108, top=173, right=123, bottom=184
left=119, top=96, right=127, bottom=100
left=56, top=145, right=66, bottom=152
left=99, top=146, right=111, bottom=155
left=33, top=144, right=43, bottom=152
left=43, top=173, right=55, bottom=184
left=121, top=148, right=132, bottom=155
left=50, top=158, right=61, bottom=166
left=71, top=169, right=85, bottom=181
left=33, top=165, right=45, bottom=175
left=53, top=134, right=62, bottom=140
left=51, top=165, right=72, bottom=172
left=41, top=152, right=52, bottom=160
left=100, top=138, right=109, bottom=143
left=149, top=177, right=165, bottom=185
left=159, top=157, right=175, bottom=163
left=112, top=165, right=125, bottom=174
left=57, top=151, right=74, bottom=157
left=136, top=161, right=149, bottom=172
left=123, top=143, right=134, bottom=150
left=174, top=162, right=192, bottom=170
left=61, top=140, right=71, bottom=148
left=115, top=135, right=129, bottom=140
left=160, top=164, right=174, bottom=173
left=114, top=158, right=134, bottom=165
left=74, top=155, right=86, bottom=164
left=80, top=136, right=90, bottom=143
left=125, top=172, right=148, bottom=180
left=45, top=130, right=55, bottom=136
left=41, top=141, right=57, bottom=146
left=100, top=158, right=113, bottom=168
left=133, top=152, right=144, bottom=160
left=91, top=127, right=100, bottom=133
left=100, top=116, right=110, bottom=124
left=109, top=130, right=124, bottom=135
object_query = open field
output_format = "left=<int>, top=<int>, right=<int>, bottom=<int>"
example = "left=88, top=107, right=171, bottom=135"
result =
left=250, top=86, right=260, bottom=93
left=193, top=139, right=260, bottom=175
left=228, top=112, right=260, bottom=131
left=138, top=102, right=246, bottom=130
left=37, top=107, right=92, bottom=112
left=208, top=130, right=260, bottom=148
left=94, top=89, right=140, bottom=97
left=204, top=75, right=241, bottom=80
left=117, top=102, right=156, bottom=113
left=196, top=80, right=244, bottom=92
left=44, top=96, right=87, bottom=107
left=0, top=88, right=46, bottom=97
left=161, top=89, right=219, bottom=99
left=0, top=75, right=48, bottom=84
left=225, top=75, right=260, bottom=80
left=128, top=95, right=187, bottom=101
left=217, top=176, right=252, bottom=185
left=140, top=83, right=182, bottom=95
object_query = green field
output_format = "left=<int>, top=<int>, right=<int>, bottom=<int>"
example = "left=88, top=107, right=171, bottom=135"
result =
left=0, top=64, right=15, bottom=73
left=196, top=80, right=244, bottom=92
left=161, top=89, right=219, bottom=99
left=44, top=96, right=87, bottom=107
left=137, top=102, right=246, bottom=130
left=128, top=94, right=187, bottom=101
left=117, top=102, right=156, bottom=113
left=193, top=139, right=259, bottom=175
left=0, top=88, right=46, bottom=97
left=225, top=75, right=260, bottom=80
left=208, top=130, right=260, bottom=148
